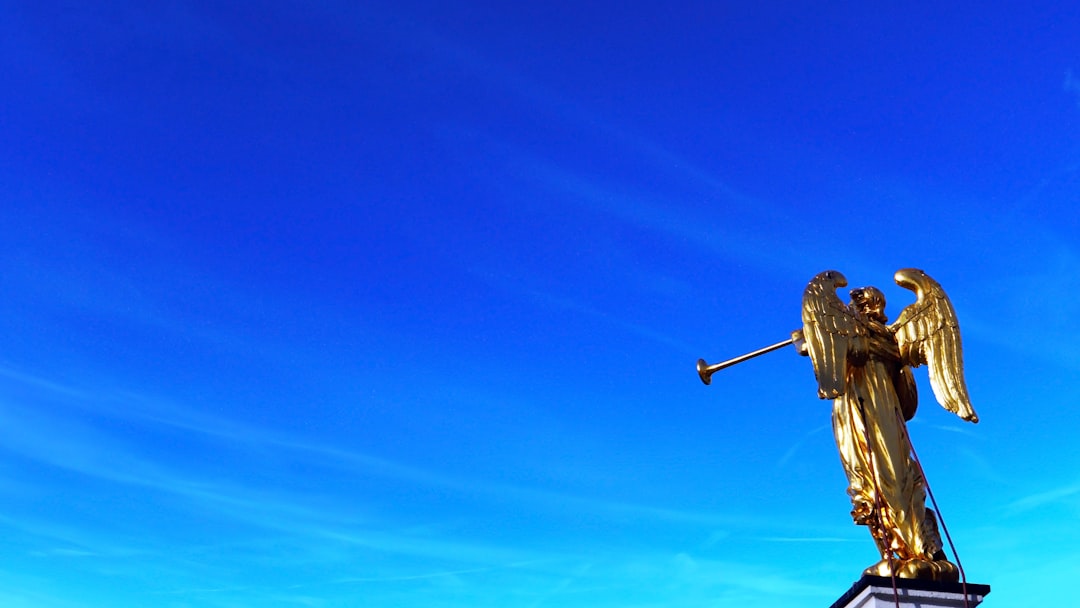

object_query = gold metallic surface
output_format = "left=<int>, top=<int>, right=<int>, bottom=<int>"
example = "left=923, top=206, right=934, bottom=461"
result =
left=697, top=269, right=978, bottom=582
left=697, top=338, right=794, bottom=385
left=803, top=268, right=977, bottom=581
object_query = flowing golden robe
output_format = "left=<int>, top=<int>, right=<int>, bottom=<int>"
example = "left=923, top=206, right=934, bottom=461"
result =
left=831, top=318, right=943, bottom=573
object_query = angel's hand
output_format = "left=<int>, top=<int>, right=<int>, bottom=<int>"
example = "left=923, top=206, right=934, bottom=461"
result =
left=791, top=329, right=809, bottom=356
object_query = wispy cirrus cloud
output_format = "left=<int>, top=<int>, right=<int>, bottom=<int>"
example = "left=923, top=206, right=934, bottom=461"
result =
left=1005, top=481, right=1080, bottom=514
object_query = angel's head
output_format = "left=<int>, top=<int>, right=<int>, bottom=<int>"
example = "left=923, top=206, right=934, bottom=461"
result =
left=850, top=286, right=888, bottom=323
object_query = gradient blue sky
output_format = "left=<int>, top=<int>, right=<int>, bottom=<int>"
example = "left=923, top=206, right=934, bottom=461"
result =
left=3, top=2, right=1079, bottom=607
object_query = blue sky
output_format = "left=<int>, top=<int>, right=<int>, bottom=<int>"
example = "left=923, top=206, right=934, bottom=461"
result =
left=2, top=2, right=1079, bottom=606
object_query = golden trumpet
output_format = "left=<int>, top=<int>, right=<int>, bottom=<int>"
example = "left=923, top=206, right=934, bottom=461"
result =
left=697, top=338, right=794, bottom=385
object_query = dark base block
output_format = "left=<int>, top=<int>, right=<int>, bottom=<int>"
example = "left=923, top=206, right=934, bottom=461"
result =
left=829, top=575, right=990, bottom=608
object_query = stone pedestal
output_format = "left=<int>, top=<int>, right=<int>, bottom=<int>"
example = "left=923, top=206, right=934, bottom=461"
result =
left=829, top=575, right=990, bottom=608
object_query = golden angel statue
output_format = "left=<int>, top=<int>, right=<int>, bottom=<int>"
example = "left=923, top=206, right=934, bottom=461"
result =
left=795, top=268, right=978, bottom=581
left=696, top=268, right=979, bottom=582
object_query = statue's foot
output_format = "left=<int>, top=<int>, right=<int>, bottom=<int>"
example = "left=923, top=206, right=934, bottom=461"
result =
left=863, top=558, right=894, bottom=578
left=863, top=557, right=959, bottom=582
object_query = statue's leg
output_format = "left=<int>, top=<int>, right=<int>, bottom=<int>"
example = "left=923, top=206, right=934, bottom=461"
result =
left=922, top=507, right=945, bottom=559
left=832, top=396, right=876, bottom=526
left=860, top=367, right=923, bottom=561
left=917, top=508, right=960, bottom=582
left=833, top=392, right=897, bottom=570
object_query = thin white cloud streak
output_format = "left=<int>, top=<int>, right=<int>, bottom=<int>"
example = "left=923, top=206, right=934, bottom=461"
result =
left=776, top=423, right=831, bottom=469
left=954, top=446, right=1008, bottom=486
left=516, top=285, right=700, bottom=355
left=756, top=536, right=859, bottom=543
left=654, top=553, right=837, bottom=599
left=0, top=512, right=157, bottom=560
left=920, top=422, right=979, bottom=436
left=527, top=561, right=593, bottom=608
left=0, top=364, right=776, bottom=532
left=0, top=590, right=82, bottom=608
left=511, top=156, right=881, bottom=284
left=1005, top=482, right=1080, bottom=514
left=316, top=560, right=552, bottom=585
left=930, top=208, right=1080, bottom=373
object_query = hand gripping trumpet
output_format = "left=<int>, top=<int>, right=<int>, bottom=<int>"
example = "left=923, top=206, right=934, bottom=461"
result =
left=696, top=337, right=795, bottom=385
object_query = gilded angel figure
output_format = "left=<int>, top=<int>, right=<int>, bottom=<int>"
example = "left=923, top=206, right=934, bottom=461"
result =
left=793, top=268, right=978, bottom=581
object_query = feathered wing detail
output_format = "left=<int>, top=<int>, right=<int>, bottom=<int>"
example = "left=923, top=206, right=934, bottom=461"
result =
left=802, top=270, right=856, bottom=400
left=891, top=268, right=979, bottom=423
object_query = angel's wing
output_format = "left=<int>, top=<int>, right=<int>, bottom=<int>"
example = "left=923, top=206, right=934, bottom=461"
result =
left=802, top=270, right=856, bottom=400
left=891, top=268, right=979, bottom=423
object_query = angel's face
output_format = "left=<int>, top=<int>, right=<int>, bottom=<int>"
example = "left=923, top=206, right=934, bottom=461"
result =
left=850, top=286, right=887, bottom=322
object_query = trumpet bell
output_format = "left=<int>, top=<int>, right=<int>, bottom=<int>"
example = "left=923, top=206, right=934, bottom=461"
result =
left=697, top=358, right=715, bottom=385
